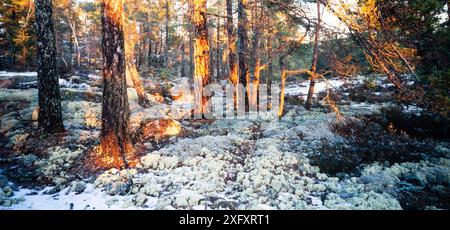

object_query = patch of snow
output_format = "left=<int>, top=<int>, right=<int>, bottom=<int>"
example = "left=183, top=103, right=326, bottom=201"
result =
left=0, top=72, right=37, bottom=77
left=0, top=184, right=156, bottom=210
left=285, top=78, right=345, bottom=102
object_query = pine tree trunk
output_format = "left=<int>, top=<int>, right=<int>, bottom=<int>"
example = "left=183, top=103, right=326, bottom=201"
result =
left=447, top=0, right=450, bottom=25
left=189, top=24, right=195, bottom=79
left=226, top=0, right=239, bottom=111
left=192, top=0, right=210, bottom=118
left=125, top=17, right=151, bottom=108
left=267, top=59, right=273, bottom=110
left=180, top=0, right=187, bottom=78
left=181, top=42, right=187, bottom=78
left=68, top=4, right=80, bottom=69
left=127, top=63, right=151, bottom=108
left=250, top=0, right=261, bottom=109
left=164, top=0, right=170, bottom=65
left=278, top=59, right=286, bottom=118
left=209, top=30, right=215, bottom=81
left=266, top=30, right=273, bottom=111
left=148, top=37, right=153, bottom=66
left=216, top=18, right=221, bottom=82
left=187, top=0, right=195, bottom=79
left=147, top=20, right=153, bottom=66
left=68, top=24, right=74, bottom=72
left=99, top=0, right=134, bottom=169
left=160, top=30, right=164, bottom=55
left=305, top=1, right=321, bottom=110
left=35, top=0, right=64, bottom=134
left=238, top=0, right=250, bottom=112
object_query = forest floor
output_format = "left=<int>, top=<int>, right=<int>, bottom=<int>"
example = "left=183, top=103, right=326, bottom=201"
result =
left=0, top=71, right=449, bottom=210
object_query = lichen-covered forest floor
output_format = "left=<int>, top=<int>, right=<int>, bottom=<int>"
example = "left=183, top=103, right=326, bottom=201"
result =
left=0, top=71, right=449, bottom=210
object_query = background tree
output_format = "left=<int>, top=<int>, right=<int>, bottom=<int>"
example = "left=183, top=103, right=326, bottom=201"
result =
left=164, top=0, right=170, bottom=65
left=305, top=0, right=321, bottom=110
left=237, top=0, right=250, bottom=111
left=0, top=0, right=36, bottom=69
left=192, top=0, right=211, bottom=118
left=226, top=0, right=239, bottom=111
left=54, top=0, right=81, bottom=73
left=124, top=0, right=151, bottom=108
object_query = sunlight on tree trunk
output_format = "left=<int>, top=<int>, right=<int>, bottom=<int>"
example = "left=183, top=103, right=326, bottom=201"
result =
left=216, top=17, right=221, bottom=82
left=125, top=16, right=151, bottom=108
left=278, top=62, right=286, bottom=118
left=97, top=0, right=135, bottom=169
left=192, top=0, right=210, bottom=118
left=226, top=0, right=239, bottom=112
left=279, top=66, right=317, bottom=118
left=249, top=0, right=262, bottom=110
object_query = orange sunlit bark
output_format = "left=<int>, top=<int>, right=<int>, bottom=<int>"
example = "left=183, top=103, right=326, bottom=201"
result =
left=226, top=0, right=239, bottom=113
left=103, top=0, right=124, bottom=30
left=249, top=62, right=265, bottom=109
left=125, top=16, right=151, bottom=108
left=95, top=0, right=136, bottom=169
left=278, top=69, right=316, bottom=118
left=192, top=0, right=211, bottom=118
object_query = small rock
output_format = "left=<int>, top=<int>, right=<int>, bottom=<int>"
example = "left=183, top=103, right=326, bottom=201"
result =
left=105, top=181, right=131, bottom=196
left=43, top=184, right=64, bottom=195
left=174, top=192, right=202, bottom=208
left=26, top=191, right=39, bottom=196
left=106, top=198, right=119, bottom=207
left=0, top=174, right=8, bottom=187
left=133, top=193, right=148, bottom=206
left=70, top=181, right=87, bottom=194
left=131, top=185, right=141, bottom=194
left=2, top=199, right=12, bottom=207
left=2, top=186, right=13, bottom=197
left=141, top=184, right=161, bottom=197
left=215, top=200, right=238, bottom=210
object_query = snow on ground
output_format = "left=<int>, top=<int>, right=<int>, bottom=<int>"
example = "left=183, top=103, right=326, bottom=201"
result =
left=1, top=184, right=154, bottom=210
left=0, top=71, right=37, bottom=77
left=285, top=78, right=345, bottom=100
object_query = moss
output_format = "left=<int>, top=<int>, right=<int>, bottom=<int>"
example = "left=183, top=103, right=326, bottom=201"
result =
left=35, top=146, right=84, bottom=185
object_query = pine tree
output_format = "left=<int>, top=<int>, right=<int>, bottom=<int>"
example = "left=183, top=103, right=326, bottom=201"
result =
left=237, top=0, right=250, bottom=112
left=97, top=0, right=134, bottom=169
left=305, top=0, right=321, bottom=110
left=35, top=0, right=64, bottom=133
left=192, top=0, right=210, bottom=118
left=226, top=0, right=239, bottom=111
left=0, top=0, right=36, bottom=68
